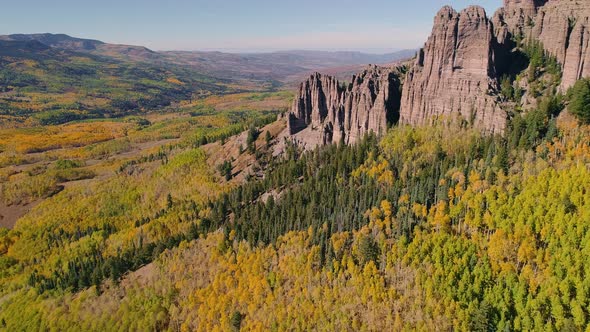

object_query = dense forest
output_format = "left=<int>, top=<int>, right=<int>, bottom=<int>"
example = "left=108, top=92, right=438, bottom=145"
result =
left=1, top=77, right=590, bottom=329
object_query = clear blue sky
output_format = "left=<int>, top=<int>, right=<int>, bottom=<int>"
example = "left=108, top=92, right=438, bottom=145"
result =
left=1, top=0, right=502, bottom=53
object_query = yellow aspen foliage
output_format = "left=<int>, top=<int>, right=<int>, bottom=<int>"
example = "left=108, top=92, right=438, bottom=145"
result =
left=380, top=200, right=393, bottom=219
left=429, top=201, right=451, bottom=232
left=517, top=238, right=536, bottom=264
left=398, top=194, right=410, bottom=205
left=331, top=232, right=350, bottom=256
left=488, top=229, right=517, bottom=273
left=367, top=207, right=382, bottom=222
left=412, top=203, right=428, bottom=219
left=448, top=187, right=456, bottom=201
left=451, top=170, right=466, bottom=185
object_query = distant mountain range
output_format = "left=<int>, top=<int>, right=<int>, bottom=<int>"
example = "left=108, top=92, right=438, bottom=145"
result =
left=0, top=33, right=158, bottom=60
left=0, top=33, right=416, bottom=83
left=0, top=33, right=415, bottom=126
left=0, top=33, right=105, bottom=50
left=163, top=49, right=415, bottom=84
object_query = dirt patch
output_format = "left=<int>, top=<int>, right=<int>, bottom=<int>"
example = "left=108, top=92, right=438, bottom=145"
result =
left=0, top=199, right=42, bottom=229
left=120, top=263, right=158, bottom=288
left=203, top=120, right=286, bottom=184
left=116, top=138, right=179, bottom=159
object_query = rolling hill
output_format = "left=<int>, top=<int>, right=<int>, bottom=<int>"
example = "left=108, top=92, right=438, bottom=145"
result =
left=0, top=34, right=414, bottom=127
left=0, top=37, right=232, bottom=127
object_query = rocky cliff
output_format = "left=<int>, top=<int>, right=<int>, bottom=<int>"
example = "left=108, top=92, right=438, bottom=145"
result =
left=494, top=0, right=546, bottom=41
left=400, top=0, right=590, bottom=133
left=399, top=6, right=507, bottom=134
left=495, top=0, right=590, bottom=90
left=286, top=65, right=402, bottom=148
left=284, top=0, right=590, bottom=147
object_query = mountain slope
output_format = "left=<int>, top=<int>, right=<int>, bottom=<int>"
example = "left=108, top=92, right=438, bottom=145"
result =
left=0, top=33, right=415, bottom=128
left=0, top=39, right=231, bottom=127
left=0, top=33, right=157, bottom=60
left=0, top=33, right=104, bottom=51
left=1, top=33, right=416, bottom=84
left=3, top=2, right=590, bottom=331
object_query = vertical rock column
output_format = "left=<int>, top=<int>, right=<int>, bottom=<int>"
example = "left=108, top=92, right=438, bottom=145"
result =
left=400, top=6, right=507, bottom=133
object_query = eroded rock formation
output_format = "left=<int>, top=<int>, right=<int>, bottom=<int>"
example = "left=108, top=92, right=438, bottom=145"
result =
left=400, top=6, right=507, bottom=133
left=284, top=0, right=590, bottom=147
left=496, top=0, right=590, bottom=89
left=287, top=65, right=402, bottom=148
left=400, top=0, right=590, bottom=133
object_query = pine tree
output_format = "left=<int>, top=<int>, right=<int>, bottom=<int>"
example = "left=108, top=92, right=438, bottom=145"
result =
left=568, top=78, right=590, bottom=124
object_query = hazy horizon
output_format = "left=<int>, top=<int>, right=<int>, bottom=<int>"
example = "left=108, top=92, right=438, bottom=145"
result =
left=1, top=0, right=502, bottom=52
left=168, top=47, right=414, bottom=54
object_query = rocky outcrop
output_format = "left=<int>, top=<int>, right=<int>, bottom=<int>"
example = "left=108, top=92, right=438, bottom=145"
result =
left=287, top=65, right=402, bottom=148
left=492, top=1, right=542, bottom=45
left=284, top=0, right=590, bottom=147
left=400, top=0, right=590, bottom=134
left=400, top=6, right=507, bottom=133
left=530, top=1, right=590, bottom=89
left=495, top=0, right=590, bottom=89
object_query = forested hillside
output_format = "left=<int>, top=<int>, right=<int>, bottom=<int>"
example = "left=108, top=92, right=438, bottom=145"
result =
left=1, top=39, right=590, bottom=329
left=3, top=1, right=590, bottom=329
left=1, top=82, right=589, bottom=329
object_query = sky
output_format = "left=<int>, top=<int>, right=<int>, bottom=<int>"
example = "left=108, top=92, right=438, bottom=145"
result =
left=0, top=0, right=503, bottom=53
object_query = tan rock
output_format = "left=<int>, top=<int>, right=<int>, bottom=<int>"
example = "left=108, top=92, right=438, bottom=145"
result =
left=284, top=0, right=590, bottom=148
left=286, top=65, right=402, bottom=149
left=497, top=0, right=590, bottom=89
left=400, top=6, right=507, bottom=134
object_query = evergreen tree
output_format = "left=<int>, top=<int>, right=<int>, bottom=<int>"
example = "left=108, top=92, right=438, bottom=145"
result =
left=568, top=78, right=590, bottom=124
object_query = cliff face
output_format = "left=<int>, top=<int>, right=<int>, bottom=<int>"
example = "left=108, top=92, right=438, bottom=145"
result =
left=496, top=0, right=590, bottom=89
left=526, top=0, right=590, bottom=89
left=284, top=0, right=590, bottom=148
left=493, top=1, right=539, bottom=47
left=287, top=65, right=401, bottom=148
left=400, top=0, right=590, bottom=133
left=400, top=6, right=507, bottom=134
